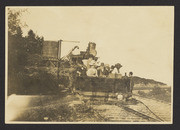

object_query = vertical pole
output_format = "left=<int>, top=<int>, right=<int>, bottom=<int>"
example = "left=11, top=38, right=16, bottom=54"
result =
left=57, top=61, right=60, bottom=82
left=58, top=40, right=62, bottom=60
left=57, top=40, right=62, bottom=82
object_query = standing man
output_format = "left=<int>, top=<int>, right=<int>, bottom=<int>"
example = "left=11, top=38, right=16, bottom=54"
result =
left=68, top=64, right=77, bottom=94
left=97, top=63, right=105, bottom=77
left=129, top=72, right=134, bottom=93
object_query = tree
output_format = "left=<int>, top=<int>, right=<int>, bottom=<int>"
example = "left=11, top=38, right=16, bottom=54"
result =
left=8, top=8, right=27, bottom=36
left=8, top=9, right=44, bottom=69
left=8, top=8, right=28, bottom=95
left=26, top=29, right=44, bottom=55
left=8, top=9, right=27, bottom=71
left=7, top=8, right=44, bottom=95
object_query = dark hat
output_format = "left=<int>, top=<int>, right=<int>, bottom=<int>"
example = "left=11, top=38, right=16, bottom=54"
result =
left=129, top=72, right=133, bottom=75
left=115, top=63, right=122, bottom=69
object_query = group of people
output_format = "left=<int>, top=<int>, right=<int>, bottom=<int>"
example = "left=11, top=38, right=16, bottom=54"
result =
left=84, top=57, right=134, bottom=93
left=68, top=56, right=134, bottom=96
left=85, top=57, right=123, bottom=78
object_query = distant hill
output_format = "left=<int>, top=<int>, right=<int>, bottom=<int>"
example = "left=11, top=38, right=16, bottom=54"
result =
left=132, top=76, right=169, bottom=88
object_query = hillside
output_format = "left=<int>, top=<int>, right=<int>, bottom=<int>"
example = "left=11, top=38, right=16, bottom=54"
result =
left=132, top=76, right=170, bottom=88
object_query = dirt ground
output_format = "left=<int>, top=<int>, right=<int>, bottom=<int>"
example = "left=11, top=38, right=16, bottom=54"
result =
left=6, top=90, right=171, bottom=123
left=12, top=93, right=106, bottom=122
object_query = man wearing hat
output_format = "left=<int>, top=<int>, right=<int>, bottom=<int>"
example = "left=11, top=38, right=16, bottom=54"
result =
left=129, top=72, right=134, bottom=93
left=97, top=62, right=105, bottom=77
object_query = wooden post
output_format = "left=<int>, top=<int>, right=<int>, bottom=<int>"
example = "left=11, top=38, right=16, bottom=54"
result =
left=57, top=61, right=60, bottom=82
left=58, top=40, right=62, bottom=60
left=57, top=40, right=62, bottom=83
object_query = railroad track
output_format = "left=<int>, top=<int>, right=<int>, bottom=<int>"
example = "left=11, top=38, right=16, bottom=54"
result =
left=132, top=93, right=171, bottom=105
left=114, top=99, right=164, bottom=122
left=117, top=104, right=161, bottom=122
left=132, top=94, right=171, bottom=122
left=75, top=91, right=169, bottom=122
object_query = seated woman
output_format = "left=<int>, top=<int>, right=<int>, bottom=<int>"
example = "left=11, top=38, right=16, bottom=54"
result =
left=86, top=60, right=98, bottom=77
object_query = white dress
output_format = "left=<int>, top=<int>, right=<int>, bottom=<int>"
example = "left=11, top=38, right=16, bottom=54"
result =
left=86, top=68, right=98, bottom=77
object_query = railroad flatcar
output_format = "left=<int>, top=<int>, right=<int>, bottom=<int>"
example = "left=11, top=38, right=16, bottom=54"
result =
left=43, top=41, right=133, bottom=96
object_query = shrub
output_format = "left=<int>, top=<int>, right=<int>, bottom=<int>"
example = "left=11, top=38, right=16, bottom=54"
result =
left=138, top=90, right=146, bottom=96
left=150, top=86, right=166, bottom=95
left=8, top=68, right=60, bottom=95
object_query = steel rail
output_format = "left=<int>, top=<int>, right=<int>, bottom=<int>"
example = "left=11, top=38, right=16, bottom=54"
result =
left=75, top=91, right=163, bottom=122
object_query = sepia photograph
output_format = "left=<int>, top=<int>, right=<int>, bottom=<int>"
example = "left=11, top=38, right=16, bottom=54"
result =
left=5, top=6, right=174, bottom=124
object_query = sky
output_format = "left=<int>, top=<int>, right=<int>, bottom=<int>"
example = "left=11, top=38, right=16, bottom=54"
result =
left=8, top=6, right=174, bottom=86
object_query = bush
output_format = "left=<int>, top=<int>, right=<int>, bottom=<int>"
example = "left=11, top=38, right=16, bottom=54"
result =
left=150, top=86, right=166, bottom=95
left=8, top=68, right=60, bottom=95
left=138, top=90, right=146, bottom=96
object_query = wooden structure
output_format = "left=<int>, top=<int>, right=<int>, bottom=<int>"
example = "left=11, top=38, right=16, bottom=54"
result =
left=74, top=76, right=130, bottom=93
